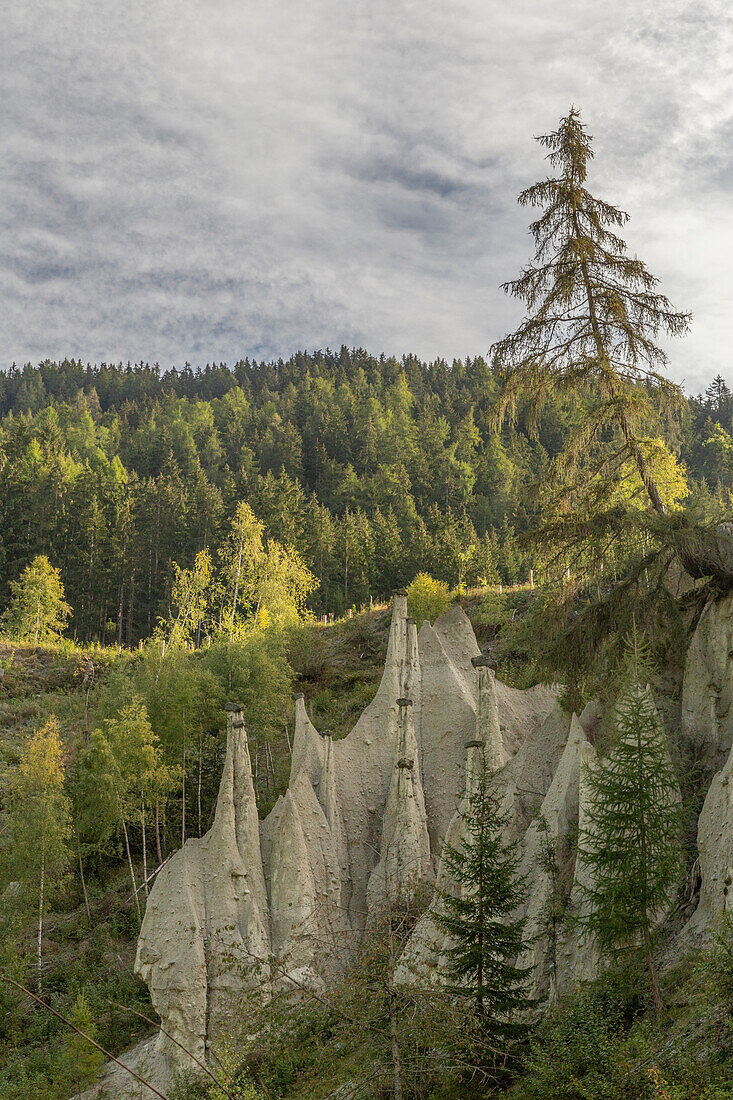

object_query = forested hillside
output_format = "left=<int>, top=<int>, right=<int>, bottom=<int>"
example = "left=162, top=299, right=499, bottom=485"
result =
left=1, top=353, right=731, bottom=645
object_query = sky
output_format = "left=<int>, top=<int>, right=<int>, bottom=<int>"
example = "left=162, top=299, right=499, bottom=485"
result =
left=2, top=1, right=732, bottom=394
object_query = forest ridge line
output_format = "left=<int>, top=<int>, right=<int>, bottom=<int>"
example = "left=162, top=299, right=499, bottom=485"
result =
left=0, top=352, right=731, bottom=646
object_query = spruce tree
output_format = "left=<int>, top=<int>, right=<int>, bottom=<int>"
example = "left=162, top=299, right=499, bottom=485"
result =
left=433, top=757, right=530, bottom=1077
left=577, top=639, right=682, bottom=1012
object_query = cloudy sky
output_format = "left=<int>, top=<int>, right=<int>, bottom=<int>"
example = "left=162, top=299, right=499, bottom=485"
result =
left=2, top=1, right=732, bottom=393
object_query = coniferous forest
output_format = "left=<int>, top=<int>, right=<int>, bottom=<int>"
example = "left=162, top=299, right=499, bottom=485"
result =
left=2, top=352, right=733, bottom=642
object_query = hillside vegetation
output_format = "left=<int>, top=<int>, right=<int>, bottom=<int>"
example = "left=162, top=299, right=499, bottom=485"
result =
left=2, top=354, right=733, bottom=647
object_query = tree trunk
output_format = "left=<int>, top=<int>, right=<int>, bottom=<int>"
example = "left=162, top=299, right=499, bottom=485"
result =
left=197, top=737, right=203, bottom=836
left=388, top=989, right=402, bottom=1100
left=141, top=798, right=149, bottom=897
left=155, top=799, right=163, bottom=864
left=37, top=852, right=45, bottom=994
left=386, top=911, right=403, bottom=1100
left=76, top=827, right=91, bottom=923
left=120, top=814, right=141, bottom=924
left=573, top=211, right=666, bottom=518
left=181, top=729, right=187, bottom=846
left=644, top=924, right=664, bottom=1014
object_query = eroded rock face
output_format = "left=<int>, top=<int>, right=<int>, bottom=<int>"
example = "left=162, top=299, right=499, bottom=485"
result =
left=682, top=592, right=733, bottom=769
left=689, top=732, right=733, bottom=937
left=135, top=597, right=562, bottom=1076
left=135, top=704, right=269, bottom=1068
left=127, top=586, right=733, bottom=1097
left=521, top=713, right=588, bottom=1000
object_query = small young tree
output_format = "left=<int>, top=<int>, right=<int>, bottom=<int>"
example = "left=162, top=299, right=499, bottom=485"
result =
left=4, top=716, right=72, bottom=992
left=577, top=640, right=683, bottom=1012
left=1, top=555, right=71, bottom=642
left=53, top=990, right=105, bottom=1093
left=161, top=548, right=213, bottom=651
left=68, top=733, right=124, bottom=921
left=433, top=757, right=530, bottom=1080
left=217, top=501, right=265, bottom=636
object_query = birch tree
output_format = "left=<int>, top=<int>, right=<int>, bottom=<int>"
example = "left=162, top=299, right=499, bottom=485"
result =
left=4, top=717, right=71, bottom=992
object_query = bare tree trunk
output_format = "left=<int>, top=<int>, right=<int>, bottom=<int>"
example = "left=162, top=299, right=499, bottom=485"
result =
left=120, top=814, right=141, bottom=924
left=76, top=826, right=91, bottom=923
left=155, top=799, right=163, bottom=864
left=141, top=798, right=149, bottom=897
left=181, top=733, right=187, bottom=846
left=386, top=909, right=403, bottom=1100
left=267, top=743, right=273, bottom=796
left=197, top=736, right=203, bottom=836
left=37, top=852, right=45, bottom=994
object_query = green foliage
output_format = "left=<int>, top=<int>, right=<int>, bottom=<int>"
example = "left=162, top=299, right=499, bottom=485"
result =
left=163, top=548, right=214, bottom=648
left=406, top=572, right=453, bottom=625
left=578, top=639, right=683, bottom=1008
left=52, top=991, right=105, bottom=1093
left=434, top=758, right=530, bottom=1080
left=493, top=107, right=689, bottom=527
left=224, top=898, right=467, bottom=1100
left=507, top=974, right=645, bottom=1100
left=1, top=556, right=71, bottom=643
left=0, top=347, right=730, bottom=654
left=1, top=716, right=72, bottom=990
left=489, top=108, right=701, bottom=689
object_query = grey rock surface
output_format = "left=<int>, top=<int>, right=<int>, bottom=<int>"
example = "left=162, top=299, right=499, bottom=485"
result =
left=134, top=596, right=559, bottom=1076
left=110, top=589, right=733, bottom=1096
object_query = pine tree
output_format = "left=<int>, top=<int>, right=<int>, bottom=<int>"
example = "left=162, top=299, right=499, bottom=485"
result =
left=493, top=107, right=690, bottom=523
left=433, top=758, right=530, bottom=1078
left=577, top=638, right=682, bottom=1012
left=4, top=717, right=72, bottom=992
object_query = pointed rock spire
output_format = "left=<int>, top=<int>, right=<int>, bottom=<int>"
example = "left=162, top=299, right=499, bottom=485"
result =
left=366, top=697, right=432, bottom=919
left=471, top=653, right=506, bottom=773
left=290, top=692, right=325, bottom=786
left=519, top=713, right=587, bottom=1000
left=556, top=736, right=600, bottom=992
left=402, top=617, right=420, bottom=701
left=318, top=730, right=349, bottom=903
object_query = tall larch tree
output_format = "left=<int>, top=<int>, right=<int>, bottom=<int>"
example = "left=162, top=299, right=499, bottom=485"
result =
left=493, top=107, right=690, bottom=523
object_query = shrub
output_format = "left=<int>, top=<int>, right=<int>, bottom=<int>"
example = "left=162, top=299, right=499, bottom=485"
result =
left=406, top=573, right=453, bottom=626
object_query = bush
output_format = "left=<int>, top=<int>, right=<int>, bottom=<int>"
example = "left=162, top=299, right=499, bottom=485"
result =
left=406, top=573, right=453, bottom=626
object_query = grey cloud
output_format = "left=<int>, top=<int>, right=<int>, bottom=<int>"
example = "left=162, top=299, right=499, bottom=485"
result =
left=1, top=0, right=731, bottom=390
